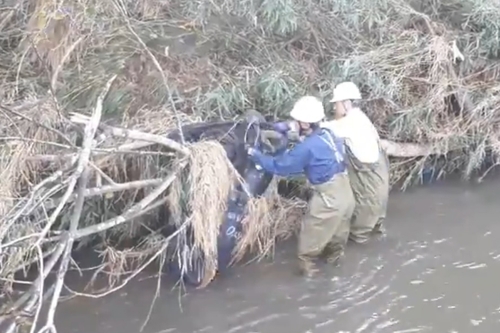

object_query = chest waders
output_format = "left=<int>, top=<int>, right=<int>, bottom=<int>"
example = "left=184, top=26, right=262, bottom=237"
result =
left=296, top=130, right=355, bottom=277
left=344, top=142, right=390, bottom=243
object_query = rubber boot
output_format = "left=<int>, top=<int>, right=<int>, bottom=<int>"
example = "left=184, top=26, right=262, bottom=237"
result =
left=349, top=233, right=370, bottom=244
left=321, top=243, right=344, bottom=266
left=372, top=223, right=386, bottom=235
left=296, top=256, right=319, bottom=277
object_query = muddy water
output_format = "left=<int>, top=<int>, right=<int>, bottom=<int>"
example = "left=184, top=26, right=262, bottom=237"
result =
left=56, top=178, right=500, bottom=333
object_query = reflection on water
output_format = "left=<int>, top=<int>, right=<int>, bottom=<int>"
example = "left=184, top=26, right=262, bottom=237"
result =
left=56, top=178, right=500, bottom=333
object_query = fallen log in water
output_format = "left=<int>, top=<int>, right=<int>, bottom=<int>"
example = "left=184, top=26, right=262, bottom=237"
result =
left=380, top=139, right=461, bottom=158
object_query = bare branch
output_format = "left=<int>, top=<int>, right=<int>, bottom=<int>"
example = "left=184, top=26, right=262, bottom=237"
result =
left=73, top=165, right=184, bottom=240
left=37, top=75, right=116, bottom=333
left=34, top=76, right=117, bottom=244
left=69, top=113, right=189, bottom=156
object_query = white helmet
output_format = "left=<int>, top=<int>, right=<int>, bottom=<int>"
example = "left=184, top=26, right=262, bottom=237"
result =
left=330, top=82, right=362, bottom=102
left=290, top=96, right=325, bottom=123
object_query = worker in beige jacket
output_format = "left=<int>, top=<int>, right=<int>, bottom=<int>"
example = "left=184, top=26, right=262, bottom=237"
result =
left=321, top=82, right=390, bottom=243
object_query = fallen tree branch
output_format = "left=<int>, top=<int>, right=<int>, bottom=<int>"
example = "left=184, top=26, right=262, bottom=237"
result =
left=36, top=75, right=116, bottom=333
left=69, top=113, right=189, bottom=156
left=72, top=164, right=185, bottom=240
left=44, top=196, right=170, bottom=244
left=34, top=76, right=117, bottom=245
left=0, top=76, right=117, bottom=333
left=380, top=139, right=462, bottom=157
left=23, top=178, right=165, bottom=216
left=82, top=179, right=164, bottom=197
left=16, top=147, right=175, bottom=163
left=98, top=125, right=188, bottom=155
left=38, top=167, right=91, bottom=333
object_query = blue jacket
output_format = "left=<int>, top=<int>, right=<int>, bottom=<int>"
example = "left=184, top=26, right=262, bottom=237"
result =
left=250, top=128, right=347, bottom=185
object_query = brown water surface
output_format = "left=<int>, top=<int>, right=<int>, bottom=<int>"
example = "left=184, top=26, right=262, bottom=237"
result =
left=56, top=178, right=500, bottom=333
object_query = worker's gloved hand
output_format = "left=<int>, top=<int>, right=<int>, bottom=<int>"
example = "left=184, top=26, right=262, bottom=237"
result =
left=246, top=146, right=256, bottom=156
left=272, top=121, right=291, bottom=133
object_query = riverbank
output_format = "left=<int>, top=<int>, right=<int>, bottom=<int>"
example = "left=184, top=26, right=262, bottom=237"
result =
left=52, top=175, right=500, bottom=333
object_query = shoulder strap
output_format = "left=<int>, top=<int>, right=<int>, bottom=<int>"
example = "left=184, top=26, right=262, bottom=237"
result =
left=319, top=129, right=344, bottom=163
left=319, top=129, right=335, bottom=150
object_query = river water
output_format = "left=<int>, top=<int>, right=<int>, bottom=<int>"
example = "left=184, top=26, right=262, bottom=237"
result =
left=55, top=177, right=500, bottom=333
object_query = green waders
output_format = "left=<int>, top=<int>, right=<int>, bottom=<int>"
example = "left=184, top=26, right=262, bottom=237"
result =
left=297, top=173, right=355, bottom=276
left=346, top=148, right=390, bottom=243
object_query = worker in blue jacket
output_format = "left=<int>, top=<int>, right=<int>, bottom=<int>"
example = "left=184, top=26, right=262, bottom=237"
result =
left=248, top=96, right=355, bottom=276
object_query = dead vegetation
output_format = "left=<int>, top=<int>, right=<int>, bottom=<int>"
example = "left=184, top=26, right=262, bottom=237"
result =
left=2, top=0, right=500, bottom=331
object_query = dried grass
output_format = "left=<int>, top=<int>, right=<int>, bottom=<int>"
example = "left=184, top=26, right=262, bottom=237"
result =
left=168, top=141, right=239, bottom=278
left=167, top=141, right=305, bottom=282
left=233, top=179, right=306, bottom=263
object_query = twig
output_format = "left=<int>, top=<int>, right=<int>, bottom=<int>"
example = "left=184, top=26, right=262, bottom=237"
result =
left=98, top=123, right=188, bottom=155
left=92, top=148, right=175, bottom=157
left=0, top=233, right=41, bottom=250
left=115, top=0, right=186, bottom=145
left=0, top=105, right=74, bottom=147
left=116, top=141, right=158, bottom=151
left=50, top=37, right=84, bottom=92
left=4, top=242, right=66, bottom=318
left=0, top=162, right=74, bottom=242
left=0, top=278, right=32, bottom=285
left=477, top=162, right=500, bottom=183
left=66, top=221, right=188, bottom=299
left=29, top=244, right=45, bottom=333
left=139, top=247, right=166, bottom=332
left=9, top=245, right=58, bottom=278
left=89, top=162, right=116, bottom=185
left=0, top=137, right=72, bottom=150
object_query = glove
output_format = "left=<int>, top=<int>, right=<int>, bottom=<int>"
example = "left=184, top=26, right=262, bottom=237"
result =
left=247, top=146, right=256, bottom=156
left=272, top=121, right=291, bottom=133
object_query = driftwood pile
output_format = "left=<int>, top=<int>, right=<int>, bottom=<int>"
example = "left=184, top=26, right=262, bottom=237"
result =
left=0, top=76, right=196, bottom=333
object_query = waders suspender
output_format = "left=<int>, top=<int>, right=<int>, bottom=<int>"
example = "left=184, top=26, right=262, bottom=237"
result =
left=316, top=130, right=344, bottom=208
left=319, top=130, right=344, bottom=164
